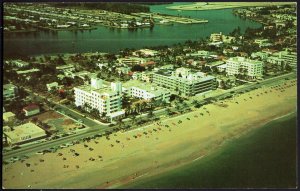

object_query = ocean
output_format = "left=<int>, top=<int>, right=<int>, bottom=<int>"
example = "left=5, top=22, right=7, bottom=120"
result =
left=122, top=112, right=297, bottom=188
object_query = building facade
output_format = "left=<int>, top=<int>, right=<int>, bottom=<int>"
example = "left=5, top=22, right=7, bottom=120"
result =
left=74, top=78, right=124, bottom=120
left=4, top=122, right=47, bottom=145
left=226, top=57, right=264, bottom=78
left=130, top=85, right=171, bottom=102
left=23, top=104, right=40, bottom=117
left=153, top=68, right=217, bottom=97
left=3, top=112, right=16, bottom=123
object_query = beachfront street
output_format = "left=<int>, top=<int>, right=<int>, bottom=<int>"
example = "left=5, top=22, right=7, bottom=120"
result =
left=3, top=128, right=106, bottom=161
left=22, top=86, right=108, bottom=129
left=3, top=72, right=296, bottom=161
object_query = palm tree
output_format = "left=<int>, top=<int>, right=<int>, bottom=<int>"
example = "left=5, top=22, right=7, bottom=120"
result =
left=141, top=101, right=148, bottom=111
left=101, top=112, right=107, bottom=120
left=147, top=110, right=154, bottom=119
left=135, top=102, right=141, bottom=114
left=166, top=108, right=172, bottom=116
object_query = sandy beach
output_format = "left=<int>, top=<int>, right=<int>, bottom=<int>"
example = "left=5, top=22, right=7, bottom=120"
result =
left=166, top=2, right=295, bottom=11
left=2, top=78, right=297, bottom=189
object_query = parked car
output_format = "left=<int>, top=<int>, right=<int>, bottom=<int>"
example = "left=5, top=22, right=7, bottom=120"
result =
left=36, top=151, right=44, bottom=155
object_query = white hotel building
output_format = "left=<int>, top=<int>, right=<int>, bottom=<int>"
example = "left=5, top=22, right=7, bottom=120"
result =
left=226, top=57, right=264, bottom=79
left=74, top=78, right=124, bottom=121
left=153, top=68, right=217, bottom=97
left=123, top=80, right=171, bottom=102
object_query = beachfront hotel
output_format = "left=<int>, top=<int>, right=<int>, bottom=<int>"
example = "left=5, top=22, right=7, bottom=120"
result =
left=226, top=57, right=264, bottom=78
left=74, top=78, right=124, bottom=121
left=123, top=80, right=171, bottom=102
left=153, top=67, right=217, bottom=97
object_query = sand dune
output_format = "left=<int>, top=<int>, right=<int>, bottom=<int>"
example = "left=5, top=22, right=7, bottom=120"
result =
left=2, top=79, right=297, bottom=189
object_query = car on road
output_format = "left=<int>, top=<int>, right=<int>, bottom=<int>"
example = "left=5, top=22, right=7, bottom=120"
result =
left=11, top=156, right=20, bottom=161
left=36, top=151, right=44, bottom=155
left=60, top=144, right=68, bottom=148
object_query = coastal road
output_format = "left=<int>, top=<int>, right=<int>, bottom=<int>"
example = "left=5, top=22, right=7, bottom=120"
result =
left=4, top=72, right=296, bottom=160
left=3, top=125, right=113, bottom=161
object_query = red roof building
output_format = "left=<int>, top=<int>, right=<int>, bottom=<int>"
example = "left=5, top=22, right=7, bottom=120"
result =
left=23, top=104, right=40, bottom=117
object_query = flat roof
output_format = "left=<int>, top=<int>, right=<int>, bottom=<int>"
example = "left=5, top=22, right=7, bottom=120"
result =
left=3, top=112, right=16, bottom=119
left=5, top=122, right=46, bottom=140
left=207, top=61, right=225, bottom=67
left=3, top=84, right=16, bottom=90
left=123, top=80, right=170, bottom=95
left=75, top=84, right=115, bottom=95
left=16, top=68, right=40, bottom=74
left=56, top=64, right=74, bottom=69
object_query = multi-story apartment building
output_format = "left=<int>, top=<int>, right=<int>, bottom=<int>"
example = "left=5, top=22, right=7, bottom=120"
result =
left=226, top=57, right=264, bottom=79
left=74, top=78, right=124, bottom=121
left=123, top=80, right=171, bottom=102
left=276, top=50, right=297, bottom=68
left=131, top=85, right=171, bottom=102
left=265, top=49, right=296, bottom=69
left=153, top=68, right=217, bottom=97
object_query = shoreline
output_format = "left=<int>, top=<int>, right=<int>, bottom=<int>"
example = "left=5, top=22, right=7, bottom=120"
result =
left=166, top=2, right=295, bottom=11
left=111, top=110, right=297, bottom=189
left=121, top=111, right=297, bottom=188
left=2, top=79, right=297, bottom=189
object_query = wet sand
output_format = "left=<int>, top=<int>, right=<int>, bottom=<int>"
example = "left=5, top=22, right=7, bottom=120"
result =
left=2, top=79, right=297, bottom=189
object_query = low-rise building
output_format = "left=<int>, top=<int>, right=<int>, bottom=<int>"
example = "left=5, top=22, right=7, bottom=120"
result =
left=116, top=66, right=131, bottom=75
left=3, top=112, right=16, bottom=123
left=274, top=50, right=297, bottom=68
left=16, top=68, right=40, bottom=75
left=206, top=61, right=226, bottom=70
left=254, top=39, right=273, bottom=48
left=23, top=104, right=40, bottom=117
left=153, top=67, right=217, bottom=97
left=56, top=64, right=75, bottom=72
left=46, top=82, right=59, bottom=91
left=11, top=60, right=30, bottom=67
left=210, top=32, right=222, bottom=42
left=226, top=57, right=264, bottom=79
left=4, top=122, right=47, bottom=145
left=71, top=71, right=92, bottom=79
left=3, top=84, right=18, bottom=101
left=217, top=64, right=227, bottom=72
left=251, top=51, right=270, bottom=61
left=123, top=80, right=171, bottom=102
left=134, top=49, right=159, bottom=57
left=132, top=72, right=142, bottom=80
left=117, top=57, right=146, bottom=66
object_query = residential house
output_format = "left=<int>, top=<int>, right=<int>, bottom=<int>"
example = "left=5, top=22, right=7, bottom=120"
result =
left=23, top=104, right=40, bottom=117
